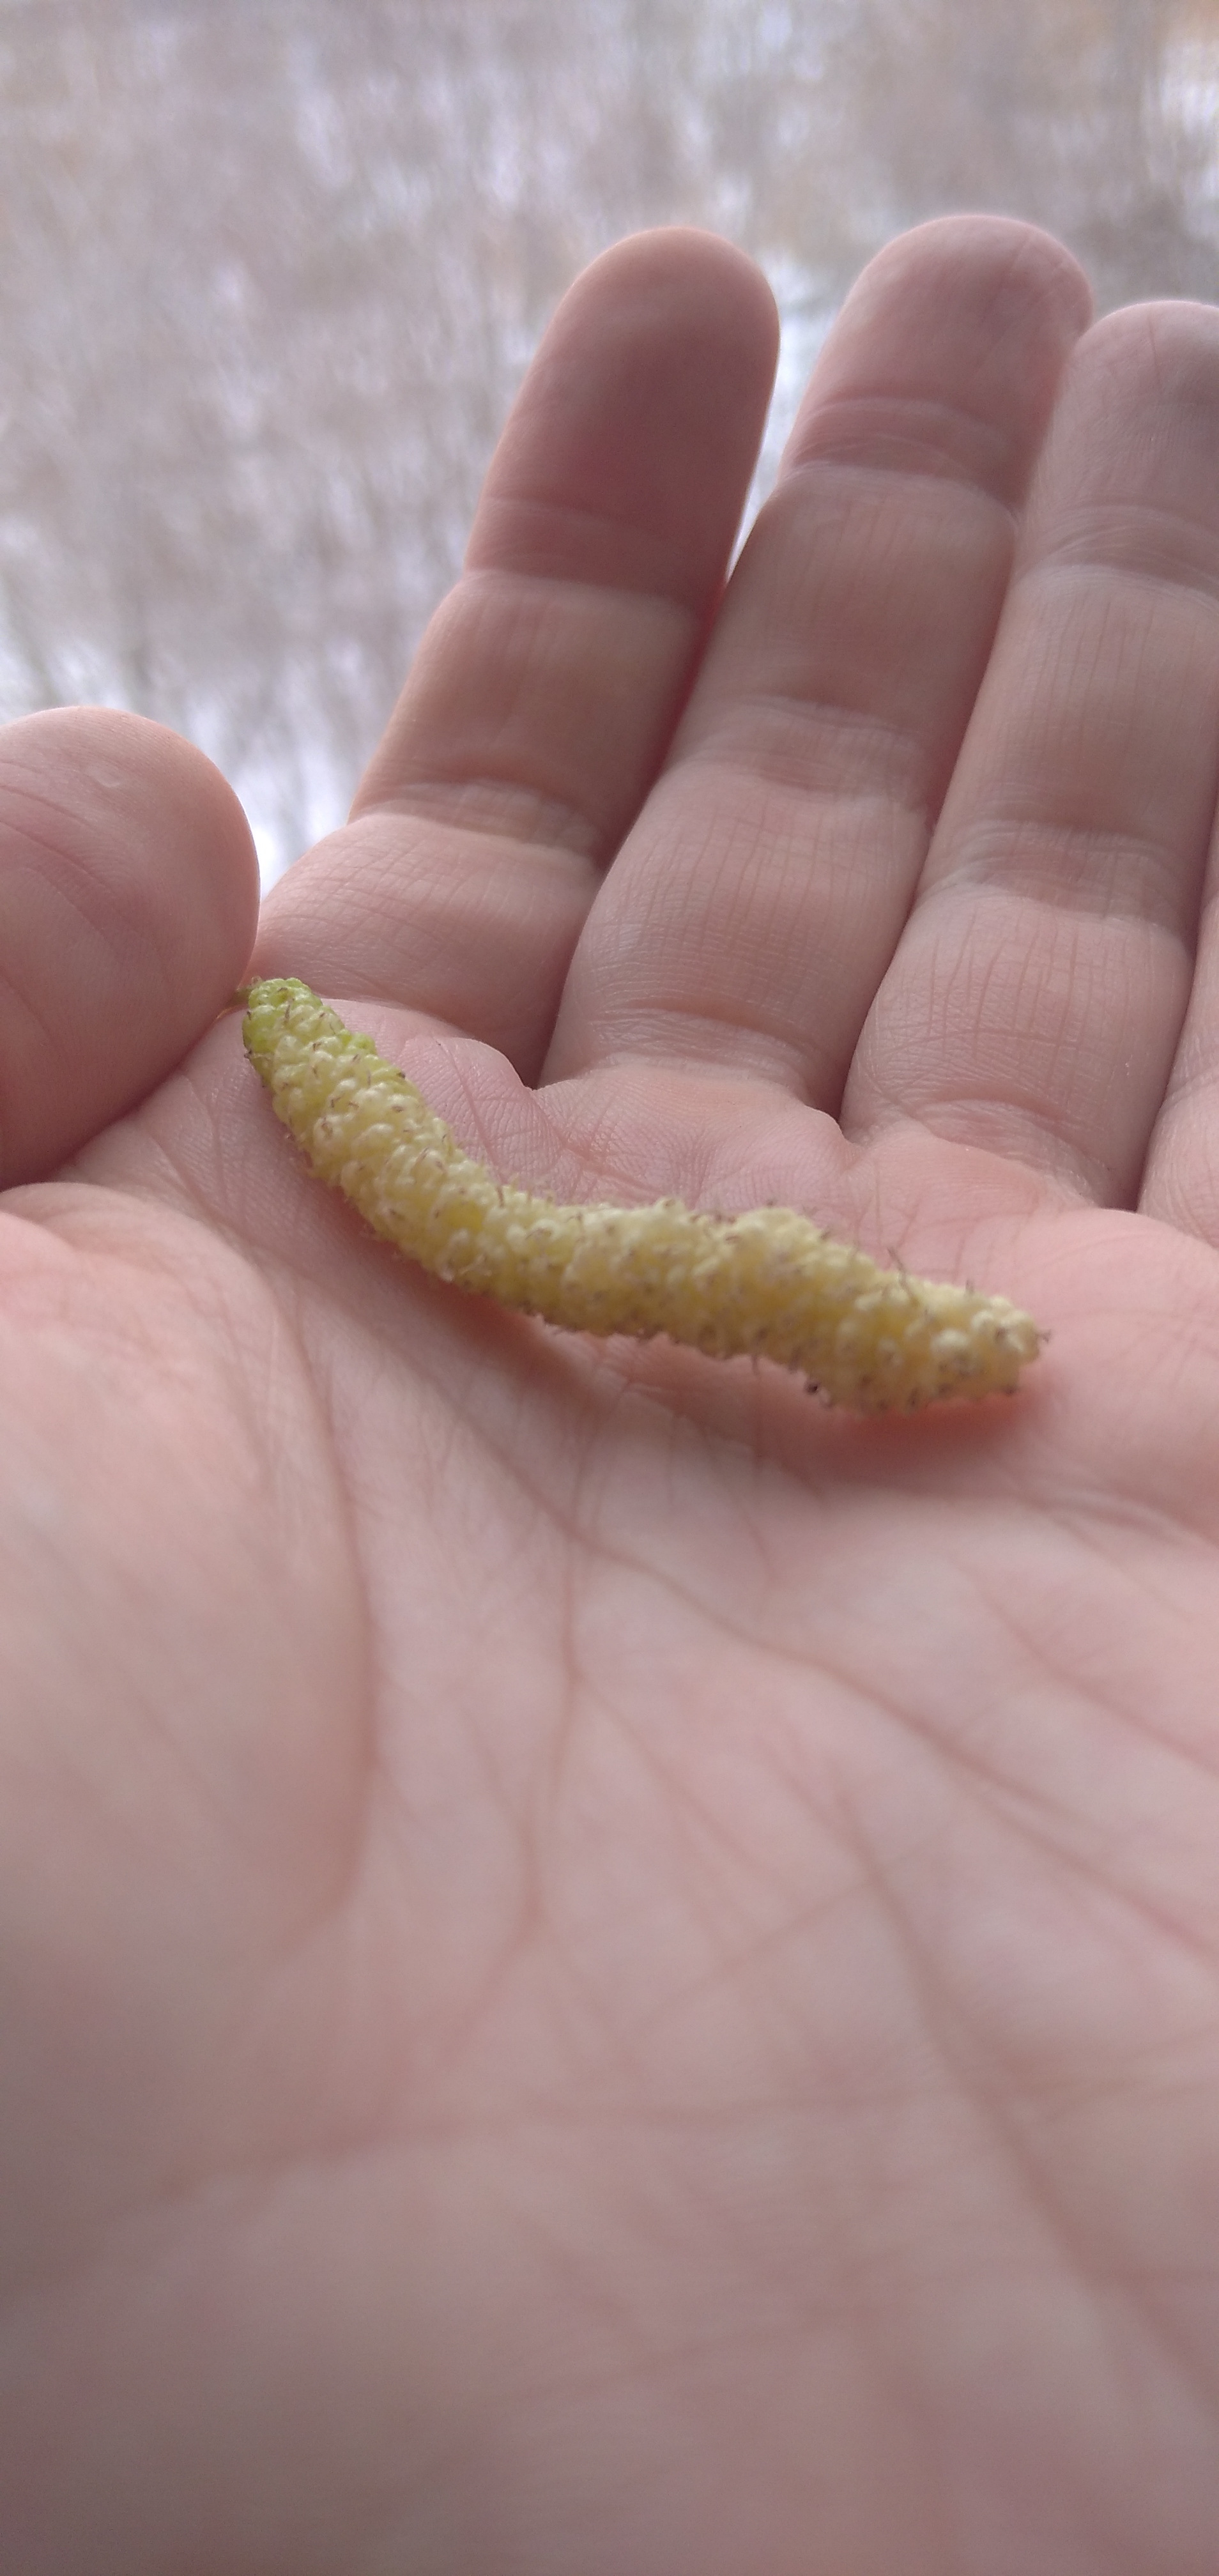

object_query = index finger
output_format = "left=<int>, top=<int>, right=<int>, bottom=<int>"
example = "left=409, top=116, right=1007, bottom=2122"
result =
left=254, top=228, right=779, bottom=1076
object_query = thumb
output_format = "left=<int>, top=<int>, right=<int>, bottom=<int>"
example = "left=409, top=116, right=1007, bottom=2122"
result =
left=0, top=707, right=257, bottom=1183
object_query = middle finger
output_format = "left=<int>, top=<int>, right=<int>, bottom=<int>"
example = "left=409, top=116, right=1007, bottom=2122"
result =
left=544, top=216, right=1091, bottom=1097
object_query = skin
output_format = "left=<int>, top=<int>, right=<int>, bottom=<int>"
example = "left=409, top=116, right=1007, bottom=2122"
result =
left=3, top=214, right=1219, bottom=2573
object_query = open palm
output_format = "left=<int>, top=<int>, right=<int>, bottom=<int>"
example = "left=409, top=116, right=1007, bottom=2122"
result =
left=6, top=216, right=1219, bottom=2575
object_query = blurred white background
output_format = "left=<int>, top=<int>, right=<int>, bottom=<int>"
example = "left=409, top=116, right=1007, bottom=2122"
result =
left=1, top=0, right=1216, bottom=882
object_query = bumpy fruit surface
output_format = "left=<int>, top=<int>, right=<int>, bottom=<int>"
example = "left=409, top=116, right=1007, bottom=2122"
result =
left=242, top=977, right=1043, bottom=1414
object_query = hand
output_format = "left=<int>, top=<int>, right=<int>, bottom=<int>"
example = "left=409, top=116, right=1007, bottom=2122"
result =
left=4, top=215, right=1219, bottom=2575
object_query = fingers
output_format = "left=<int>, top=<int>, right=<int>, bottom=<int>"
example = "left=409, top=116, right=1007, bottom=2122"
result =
left=0, top=709, right=257, bottom=1183
left=254, top=229, right=779, bottom=1075
left=846, top=300, right=1219, bottom=1204
left=544, top=217, right=1092, bottom=1093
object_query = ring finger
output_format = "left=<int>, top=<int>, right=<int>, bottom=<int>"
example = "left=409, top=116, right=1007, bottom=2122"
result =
left=845, top=298, right=1219, bottom=1206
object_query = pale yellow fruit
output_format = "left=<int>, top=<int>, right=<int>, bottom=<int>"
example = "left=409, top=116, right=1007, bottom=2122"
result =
left=242, top=978, right=1043, bottom=1414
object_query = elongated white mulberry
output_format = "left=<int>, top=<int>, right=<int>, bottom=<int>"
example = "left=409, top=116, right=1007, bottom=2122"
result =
left=241, top=977, right=1043, bottom=1413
